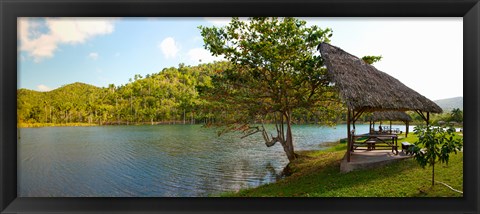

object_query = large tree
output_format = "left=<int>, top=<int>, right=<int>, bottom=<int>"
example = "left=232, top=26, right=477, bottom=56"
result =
left=199, top=17, right=342, bottom=161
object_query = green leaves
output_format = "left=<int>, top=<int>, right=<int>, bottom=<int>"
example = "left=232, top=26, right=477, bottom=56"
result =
left=199, top=17, right=341, bottom=124
left=449, top=108, right=463, bottom=122
left=361, top=55, right=383, bottom=65
left=198, top=17, right=344, bottom=160
left=411, top=125, right=463, bottom=185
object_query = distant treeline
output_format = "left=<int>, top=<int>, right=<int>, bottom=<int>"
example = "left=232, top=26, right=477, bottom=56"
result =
left=19, top=61, right=461, bottom=127
left=18, top=61, right=343, bottom=126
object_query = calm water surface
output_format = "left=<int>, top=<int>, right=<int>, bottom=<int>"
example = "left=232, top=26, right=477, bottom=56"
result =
left=18, top=124, right=411, bottom=197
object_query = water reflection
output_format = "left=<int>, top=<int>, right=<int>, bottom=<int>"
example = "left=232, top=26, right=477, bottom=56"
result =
left=18, top=124, right=413, bottom=197
left=197, top=160, right=284, bottom=196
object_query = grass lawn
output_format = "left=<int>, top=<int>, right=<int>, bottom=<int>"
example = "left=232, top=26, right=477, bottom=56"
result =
left=220, top=133, right=463, bottom=197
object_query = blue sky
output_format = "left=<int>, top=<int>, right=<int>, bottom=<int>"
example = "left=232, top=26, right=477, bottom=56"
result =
left=18, top=17, right=462, bottom=101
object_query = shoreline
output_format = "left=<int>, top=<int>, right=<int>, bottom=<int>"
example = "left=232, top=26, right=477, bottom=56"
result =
left=17, top=121, right=417, bottom=128
left=218, top=137, right=463, bottom=197
left=17, top=121, right=200, bottom=128
left=18, top=123, right=98, bottom=128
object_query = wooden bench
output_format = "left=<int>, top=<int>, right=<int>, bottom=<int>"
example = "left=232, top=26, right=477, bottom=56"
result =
left=366, top=140, right=376, bottom=150
left=401, top=142, right=414, bottom=155
left=352, top=134, right=399, bottom=155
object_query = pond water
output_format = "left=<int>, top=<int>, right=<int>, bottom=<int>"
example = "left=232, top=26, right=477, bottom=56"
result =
left=17, top=124, right=412, bottom=197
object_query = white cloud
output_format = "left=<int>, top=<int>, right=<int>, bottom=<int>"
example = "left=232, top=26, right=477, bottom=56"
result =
left=159, top=37, right=179, bottom=59
left=46, top=18, right=114, bottom=44
left=18, top=17, right=115, bottom=62
left=24, top=34, right=58, bottom=62
left=187, top=48, right=224, bottom=63
left=88, top=52, right=99, bottom=60
left=37, top=84, right=52, bottom=92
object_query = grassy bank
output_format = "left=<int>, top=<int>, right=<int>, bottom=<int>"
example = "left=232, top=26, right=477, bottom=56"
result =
left=221, top=134, right=463, bottom=197
left=18, top=123, right=98, bottom=128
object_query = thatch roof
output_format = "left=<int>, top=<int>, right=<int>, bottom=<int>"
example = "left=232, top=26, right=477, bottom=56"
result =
left=318, top=43, right=442, bottom=114
left=369, top=111, right=412, bottom=122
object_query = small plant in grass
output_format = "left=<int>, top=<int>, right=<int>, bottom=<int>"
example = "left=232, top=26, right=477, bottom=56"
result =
left=411, top=125, right=463, bottom=186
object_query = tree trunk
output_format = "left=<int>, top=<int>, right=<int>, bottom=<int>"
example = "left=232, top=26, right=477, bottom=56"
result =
left=283, top=111, right=296, bottom=161
left=432, top=162, right=435, bottom=186
left=284, top=123, right=296, bottom=161
left=191, top=111, right=193, bottom=124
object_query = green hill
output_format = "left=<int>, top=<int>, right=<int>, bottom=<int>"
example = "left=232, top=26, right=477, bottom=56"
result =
left=17, top=62, right=230, bottom=126
left=17, top=82, right=104, bottom=125
left=50, top=82, right=101, bottom=92
left=434, top=97, right=463, bottom=111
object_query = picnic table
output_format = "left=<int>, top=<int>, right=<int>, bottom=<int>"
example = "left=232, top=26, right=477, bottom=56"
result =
left=352, top=133, right=399, bottom=155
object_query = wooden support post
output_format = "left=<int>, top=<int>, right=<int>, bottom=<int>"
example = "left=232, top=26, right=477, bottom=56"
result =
left=415, top=110, right=428, bottom=123
left=351, top=108, right=365, bottom=133
left=406, top=121, right=409, bottom=137
left=352, top=108, right=365, bottom=122
left=426, top=112, right=430, bottom=126
left=347, top=108, right=351, bottom=162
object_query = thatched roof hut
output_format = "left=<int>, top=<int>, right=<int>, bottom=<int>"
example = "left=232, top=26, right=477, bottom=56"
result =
left=369, top=111, right=413, bottom=137
left=318, top=42, right=442, bottom=114
left=318, top=42, right=441, bottom=162
left=369, top=111, right=412, bottom=122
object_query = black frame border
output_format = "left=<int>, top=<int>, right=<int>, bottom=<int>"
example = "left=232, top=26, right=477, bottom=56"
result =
left=1, top=0, right=479, bottom=213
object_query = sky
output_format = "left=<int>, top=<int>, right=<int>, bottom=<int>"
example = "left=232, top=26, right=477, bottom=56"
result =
left=17, top=17, right=462, bottom=101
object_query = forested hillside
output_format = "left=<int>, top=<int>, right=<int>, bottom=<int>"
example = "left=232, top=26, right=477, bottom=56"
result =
left=18, top=60, right=344, bottom=127
left=17, top=62, right=231, bottom=126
